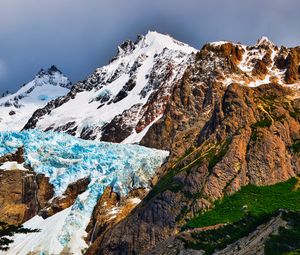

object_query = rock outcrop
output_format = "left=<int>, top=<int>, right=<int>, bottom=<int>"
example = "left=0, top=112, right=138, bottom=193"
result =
left=0, top=147, right=54, bottom=225
left=40, top=177, right=90, bottom=218
left=85, top=187, right=148, bottom=255
left=0, top=169, right=54, bottom=225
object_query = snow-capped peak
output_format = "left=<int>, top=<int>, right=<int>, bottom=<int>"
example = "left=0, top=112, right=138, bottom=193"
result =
left=116, top=31, right=195, bottom=59
left=33, top=65, right=72, bottom=89
left=0, top=66, right=72, bottom=131
left=25, top=32, right=197, bottom=143
left=256, top=36, right=275, bottom=47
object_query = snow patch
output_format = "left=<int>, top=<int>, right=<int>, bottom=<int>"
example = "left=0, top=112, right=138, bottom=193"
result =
left=0, top=161, right=29, bottom=171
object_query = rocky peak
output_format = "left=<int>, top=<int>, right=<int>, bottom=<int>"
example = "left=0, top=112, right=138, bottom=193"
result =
left=256, top=36, right=275, bottom=47
left=37, top=65, right=62, bottom=76
left=117, top=40, right=136, bottom=56
left=48, top=64, right=62, bottom=74
left=35, top=65, right=72, bottom=88
left=0, top=66, right=72, bottom=131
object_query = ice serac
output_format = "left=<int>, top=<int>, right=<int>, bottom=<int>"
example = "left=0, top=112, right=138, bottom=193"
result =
left=23, top=31, right=197, bottom=143
left=0, top=130, right=168, bottom=254
left=0, top=66, right=72, bottom=131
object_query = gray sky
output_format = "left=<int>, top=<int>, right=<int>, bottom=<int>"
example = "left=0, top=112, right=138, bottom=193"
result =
left=0, top=0, right=300, bottom=94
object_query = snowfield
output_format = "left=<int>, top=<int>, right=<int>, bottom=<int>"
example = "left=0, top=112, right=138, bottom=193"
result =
left=0, top=66, right=71, bottom=132
left=0, top=130, right=169, bottom=254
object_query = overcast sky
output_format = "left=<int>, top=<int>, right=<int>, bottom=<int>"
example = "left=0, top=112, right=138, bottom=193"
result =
left=0, top=0, right=300, bottom=94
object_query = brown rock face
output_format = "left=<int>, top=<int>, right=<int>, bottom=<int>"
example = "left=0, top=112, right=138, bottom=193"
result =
left=285, top=47, right=300, bottom=84
left=0, top=147, right=54, bottom=225
left=85, top=187, right=148, bottom=255
left=0, top=169, right=54, bottom=225
left=252, top=59, right=268, bottom=79
left=97, top=40, right=300, bottom=254
left=0, top=147, right=25, bottom=164
left=40, top=177, right=90, bottom=218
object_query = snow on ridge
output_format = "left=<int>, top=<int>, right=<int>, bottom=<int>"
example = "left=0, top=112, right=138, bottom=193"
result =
left=0, top=130, right=169, bottom=254
left=256, top=36, right=275, bottom=46
left=0, top=66, right=71, bottom=132
left=31, top=32, right=197, bottom=142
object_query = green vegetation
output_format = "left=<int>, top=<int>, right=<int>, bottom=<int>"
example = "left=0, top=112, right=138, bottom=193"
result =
left=251, top=118, right=272, bottom=129
left=282, top=100, right=300, bottom=120
left=250, top=117, right=272, bottom=142
left=207, top=138, right=231, bottom=172
left=291, top=140, right=300, bottom=153
left=181, top=179, right=300, bottom=254
left=0, top=221, right=39, bottom=251
left=183, top=214, right=273, bottom=255
left=265, top=211, right=300, bottom=255
left=185, top=178, right=300, bottom=229
left=251, top=129, right=258, bottom=141
left=289, top=110, right=300, bottom=119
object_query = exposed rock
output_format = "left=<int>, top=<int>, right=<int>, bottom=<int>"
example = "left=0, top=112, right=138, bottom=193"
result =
left=0, top=169, right=54, bottom=225
left=0, top=147, right=25, bottom=164
left=85, top=187, right=148, bottom=255
left=285, top=47, right=300, bottom=84
left=252, top=59, right=268, bottom=79
left=40, top=177, right=90, bottom=218
left=101, top=104, right=144, bottom=143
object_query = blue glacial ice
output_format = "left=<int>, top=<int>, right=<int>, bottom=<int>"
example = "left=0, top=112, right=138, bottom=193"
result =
left=0, top=130, right=169, bottom=251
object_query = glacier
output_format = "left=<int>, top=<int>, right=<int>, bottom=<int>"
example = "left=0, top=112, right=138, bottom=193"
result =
left=0, top=130, right=169, bottom=254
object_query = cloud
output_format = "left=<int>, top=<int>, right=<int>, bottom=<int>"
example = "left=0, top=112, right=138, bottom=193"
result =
left=0, top=0, right=300, bottom=94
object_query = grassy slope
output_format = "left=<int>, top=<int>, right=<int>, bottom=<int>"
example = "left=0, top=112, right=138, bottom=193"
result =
left=185, top=178, right=300, bottom=229
left=182, top=178, right=300, bottom=254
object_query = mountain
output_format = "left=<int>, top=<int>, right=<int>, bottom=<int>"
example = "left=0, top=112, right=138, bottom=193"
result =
left=89, top=38, right=300, bottom=254
left=0, top=65, right=72, bottom=131
left=23, top=31, right=196, bottom=143
left=0, top=33, right=300, bottom=255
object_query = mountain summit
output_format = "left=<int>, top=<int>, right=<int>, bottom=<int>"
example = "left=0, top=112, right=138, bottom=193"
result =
left=24, top=31, right=197, bottom=143
left=0, top=66, right=71, bottom=131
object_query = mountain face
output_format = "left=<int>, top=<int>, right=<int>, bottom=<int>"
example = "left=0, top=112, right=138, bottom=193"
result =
left=23, top=31, right=196, bottom=143
left=88, top=38, right=300, bottom=254
left=0, top=65, right=71, bottom=131
left=0, top=33, right=300, bottom=255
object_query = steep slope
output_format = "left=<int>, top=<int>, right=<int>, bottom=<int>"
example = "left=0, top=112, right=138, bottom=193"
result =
left=94, top=38, right=300, bottom=254
left=23, top=31, right=196, bottom=143
left=0, top=130, right=168, bottom=254
left=0, top=65, right=71, bottom=131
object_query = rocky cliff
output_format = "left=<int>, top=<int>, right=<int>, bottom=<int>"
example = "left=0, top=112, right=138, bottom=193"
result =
left=93, top=38, right=300, bottom=254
